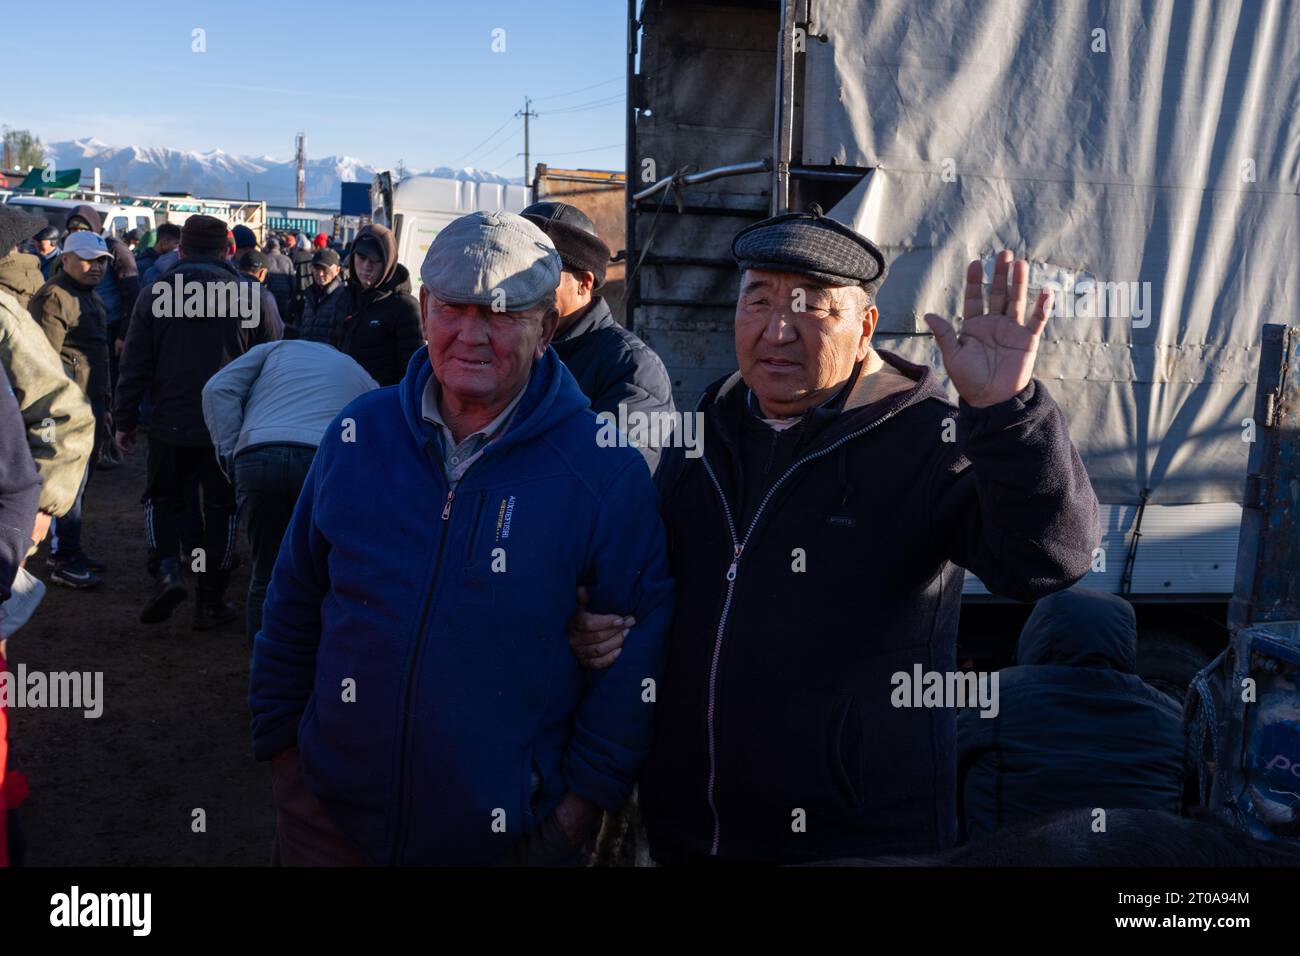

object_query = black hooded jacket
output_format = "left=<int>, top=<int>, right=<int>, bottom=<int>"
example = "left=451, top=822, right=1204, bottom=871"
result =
left=956, top=588, right=1184, bottom=840
left=335, top=226, right=423, bottom=387
left=115, top=256, right=278, bottom=446
left=638, top=351, right=1101, bottom=865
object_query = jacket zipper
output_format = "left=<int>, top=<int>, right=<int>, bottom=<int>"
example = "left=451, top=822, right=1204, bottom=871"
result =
left=390, top=481, right=455, bottom=864
left=699, top=408, right=905, bottom=856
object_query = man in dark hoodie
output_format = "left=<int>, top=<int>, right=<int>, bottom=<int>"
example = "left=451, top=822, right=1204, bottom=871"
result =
left=520, top=202, right=674, bottom=472
left=115, top=215, right=281, bottom=630
left=956, top=588, right=1184, bottom=840
left=574, top=213, right=1101, bottom=865
left=335, top=223, right=423, bottom=386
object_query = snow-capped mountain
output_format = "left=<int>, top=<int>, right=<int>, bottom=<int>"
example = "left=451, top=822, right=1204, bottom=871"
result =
left=43, top=138, right=515, bottom=207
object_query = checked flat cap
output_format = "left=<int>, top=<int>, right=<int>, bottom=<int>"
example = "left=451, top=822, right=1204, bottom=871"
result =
left=420, top=211, right=561, bottom=312
left=732, top=207, right=887, bottom=291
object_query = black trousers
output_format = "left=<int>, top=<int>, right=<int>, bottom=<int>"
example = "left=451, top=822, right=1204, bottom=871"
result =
left=143, top=436, right=237, bottom=601
left=234, top=444, right=316, bottom=645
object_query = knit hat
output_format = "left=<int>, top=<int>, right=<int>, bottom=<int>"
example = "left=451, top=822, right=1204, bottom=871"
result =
left=0, top=205, right=48, bottom=253
left=231, top=225, right=257, bottom=250
left=180, top=215, right=230, bottom=257
left=520, top=201, right=610, bottom=290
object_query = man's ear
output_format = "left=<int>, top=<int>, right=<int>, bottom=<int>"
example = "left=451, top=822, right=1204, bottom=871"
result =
left=580, top=270, right=596, bottom=297
left=537, top=306, right=560, bottom=355
left=419, top=287, right=433, bottom=337
left=857, top=303, right=879, bottom=361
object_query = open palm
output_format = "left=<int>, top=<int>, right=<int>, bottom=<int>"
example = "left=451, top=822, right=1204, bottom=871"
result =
left=924, top=250, right=1054, bottom=408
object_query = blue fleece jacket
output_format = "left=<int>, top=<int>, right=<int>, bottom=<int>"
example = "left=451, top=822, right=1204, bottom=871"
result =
left=249, top=346, right=674, bottom=865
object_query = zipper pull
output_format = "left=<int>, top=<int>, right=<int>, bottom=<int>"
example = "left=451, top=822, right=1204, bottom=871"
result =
left=725, top=544, right=742, bottom=582
left=441, top=490, right=454, bottom=520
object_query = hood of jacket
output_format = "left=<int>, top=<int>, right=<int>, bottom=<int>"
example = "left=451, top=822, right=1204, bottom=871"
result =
left=0, top=252, right=45, bottom=302
left=66, top=204, right=103, bottom=234
left=346, top=223, right=400, bottom=290
left=347, top=262, right=412, bottom=310
left=398, top=343, right=590, bottom=457
left=702, top=347, right=945, bottom=467
left=1015, top=587, right=1138, bottom=672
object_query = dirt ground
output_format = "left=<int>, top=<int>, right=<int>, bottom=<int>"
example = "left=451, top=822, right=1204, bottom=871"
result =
left=7, top=441, right=273, bottom=865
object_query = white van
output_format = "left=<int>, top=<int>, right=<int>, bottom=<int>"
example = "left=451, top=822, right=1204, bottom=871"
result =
left=372, top=174, right=529, bottom=292
left=6, top=195, right=156, bottom=239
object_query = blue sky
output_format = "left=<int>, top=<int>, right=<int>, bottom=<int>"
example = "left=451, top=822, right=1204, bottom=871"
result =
left=4, top=0, right=627, bottom=175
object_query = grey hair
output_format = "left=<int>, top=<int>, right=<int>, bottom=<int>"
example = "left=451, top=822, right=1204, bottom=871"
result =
left=838, top=284, right=873, bottom=318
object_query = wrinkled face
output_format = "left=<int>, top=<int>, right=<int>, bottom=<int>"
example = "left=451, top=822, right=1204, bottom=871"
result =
left=421, top=289, right=558, bottom=410
left=312, top=263, right=340, bottom=287
left=353, top=251, right=383, bottom=289
left=61, top=253, right=106, bottom=286
left=735, top=269, right=877, bottom=417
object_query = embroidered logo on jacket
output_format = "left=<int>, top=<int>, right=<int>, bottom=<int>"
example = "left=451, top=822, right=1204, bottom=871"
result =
left=495, top=495, right=516, bottom=540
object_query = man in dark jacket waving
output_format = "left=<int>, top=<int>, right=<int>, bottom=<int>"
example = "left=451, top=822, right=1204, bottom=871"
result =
left=250, top=211, right=673, bottom=866
left=578, top=211, right=1101, bottom=865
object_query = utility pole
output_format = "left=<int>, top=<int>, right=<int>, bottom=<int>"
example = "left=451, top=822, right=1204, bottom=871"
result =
left=515, top=96, right=537, bottom=191
left=295, top=132, right=306, bottom=208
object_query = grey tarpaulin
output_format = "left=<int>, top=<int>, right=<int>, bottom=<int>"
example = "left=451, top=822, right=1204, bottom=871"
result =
left=808, top=0, right=1300, bottom=504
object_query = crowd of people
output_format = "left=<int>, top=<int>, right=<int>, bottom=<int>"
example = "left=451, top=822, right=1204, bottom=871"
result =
left=0, top=196, right=1286, bottom=867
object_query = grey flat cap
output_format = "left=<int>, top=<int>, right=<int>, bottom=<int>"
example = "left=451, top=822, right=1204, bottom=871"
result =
left=732, top=206, right=887, bottom=292
left=420, top=211, right=561, bottom=312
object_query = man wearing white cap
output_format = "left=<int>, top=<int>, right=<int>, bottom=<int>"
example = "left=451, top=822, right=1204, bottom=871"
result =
left=28, top=231, right=117, bottom=589
left=250, top=211, right=674, bottom=866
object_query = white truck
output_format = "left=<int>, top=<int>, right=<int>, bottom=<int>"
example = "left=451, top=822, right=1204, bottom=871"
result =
left=369, top=171, right=529, bottom=294
left=6, top=194, right=156, bottom=238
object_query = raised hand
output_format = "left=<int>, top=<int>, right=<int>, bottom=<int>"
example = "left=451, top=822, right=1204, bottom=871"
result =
left=923, top=250, right=1053, bottom=408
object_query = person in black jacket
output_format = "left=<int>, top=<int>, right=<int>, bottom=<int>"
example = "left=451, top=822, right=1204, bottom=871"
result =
left=133, top=222, right=180, bottom=288
left=335, top=223, right=423, bottom=386
left=571, top=212, right=1101, bottom=865
left=521, top=202, right=674, bottom=472
left=956, top=588, right=1184, bottom=840
left=296, top=249, right=346, bottom=344
left=114, top=215, right=280, bottom=630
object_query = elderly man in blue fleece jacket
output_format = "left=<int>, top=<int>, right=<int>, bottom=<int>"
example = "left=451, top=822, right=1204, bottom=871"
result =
left=249, top=211, right=674, bottom=866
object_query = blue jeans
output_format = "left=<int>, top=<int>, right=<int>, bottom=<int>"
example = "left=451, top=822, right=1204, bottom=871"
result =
left=235, top=444, right=316, bottom=645
left=51, top=424, right=97, bottom=562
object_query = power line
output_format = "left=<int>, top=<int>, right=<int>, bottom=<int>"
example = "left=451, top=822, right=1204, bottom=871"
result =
left=542, top=94, right=625, bottom=116
left=448, top=115, right=518, bottom=166
left=531, top=75, right=621, bottom=103
left=538, top=142, right=624, bottom=157
left=460, top=118, right=524, bottom=169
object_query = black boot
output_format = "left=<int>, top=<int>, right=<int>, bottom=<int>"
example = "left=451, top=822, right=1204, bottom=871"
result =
left=193, top=600, right=239, bottom=631
left=141, top=558, right=188, bottom=624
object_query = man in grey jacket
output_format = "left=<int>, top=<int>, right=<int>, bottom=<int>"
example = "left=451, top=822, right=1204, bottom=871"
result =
left=202, top=339, right=378, bottom=644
